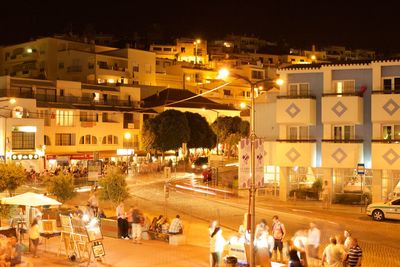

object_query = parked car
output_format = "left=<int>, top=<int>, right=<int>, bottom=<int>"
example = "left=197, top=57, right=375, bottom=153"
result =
left=366, top=197, right=400, bottom=221
left=191, top=156, right=208, bottom=172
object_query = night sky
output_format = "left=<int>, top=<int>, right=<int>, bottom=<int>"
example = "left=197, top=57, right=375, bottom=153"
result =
left=2, top=0, right=400, bottom=54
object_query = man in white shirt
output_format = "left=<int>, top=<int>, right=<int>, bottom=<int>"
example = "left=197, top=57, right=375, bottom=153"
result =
left=307, top=222, right=321, bottom=265
left=321, top=236, right=345, bottom=267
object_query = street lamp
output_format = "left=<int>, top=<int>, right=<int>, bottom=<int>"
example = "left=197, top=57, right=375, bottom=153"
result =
left=218, top=68, right=283, bottom=267
left=193, top=39, right=201, bottom=65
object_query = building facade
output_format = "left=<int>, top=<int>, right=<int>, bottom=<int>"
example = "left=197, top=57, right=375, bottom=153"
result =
left=0, top=76, right=146, bottom=171
left=255, top=60, right=400, bottom=203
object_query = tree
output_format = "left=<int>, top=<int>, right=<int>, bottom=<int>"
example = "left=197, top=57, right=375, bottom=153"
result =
left=211, top=116, right=250, bottom=157
left=0, top=163, right=27, bottom=196
left=98, top=167, right=130, bottom=207
left=45, top=173, right=76, bottom=203
left=142, top=110, right=190, bottom=157
left=184, top=112, right=216, bottom=149
left=142, top=118, right=157, bottom=151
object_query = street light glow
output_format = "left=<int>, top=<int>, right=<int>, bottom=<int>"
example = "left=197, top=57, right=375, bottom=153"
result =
left=124, top=132, right=131, bottom=140
left=276, top=78, right=284, bottom=86
left=217, top=68, right=230, bottom=80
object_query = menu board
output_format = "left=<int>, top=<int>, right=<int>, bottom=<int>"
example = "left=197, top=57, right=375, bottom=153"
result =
left=86, top=224, right=103, bottom=242
left=60, top=215, right=73, bottom=233
left=92, top=241, right=105, bottom=258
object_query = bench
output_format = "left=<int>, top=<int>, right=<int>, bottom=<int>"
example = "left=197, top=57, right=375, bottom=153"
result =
left=146, top=230, right=186, bottom=245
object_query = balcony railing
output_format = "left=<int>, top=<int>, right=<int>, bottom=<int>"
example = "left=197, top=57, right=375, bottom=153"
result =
left=277, top=93, right=316, bottom=99
left=371, top=90, right=400, bottom=95
left=276, top=139, right=317, bottom=143
left=322, top=92, right=363, bottom=97
left=0, top=89, right=136, bottom=108
left=372, top=139, right=400, bottom=143
left=322, top=139, right=364, bottom=143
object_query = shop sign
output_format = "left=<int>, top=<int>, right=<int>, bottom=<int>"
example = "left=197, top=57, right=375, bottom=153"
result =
left=11, top=154, right=39, bottom=160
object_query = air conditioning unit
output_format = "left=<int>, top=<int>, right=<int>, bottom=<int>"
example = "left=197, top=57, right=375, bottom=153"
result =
left=127, top=123, right=135, bottom=129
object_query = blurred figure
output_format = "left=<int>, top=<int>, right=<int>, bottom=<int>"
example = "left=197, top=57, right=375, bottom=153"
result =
left=29, top=218, right=40, bottom=258
left=209, top=221, right=226, bottom=267
left=321, top=236, right=345, bottom=267
left=271, top=215, right=286, bottom=262
left=287, top=239, right=303, bottom=267
left=306, top=222, right=320, bottom=266
left=344, top=230, right=352, bottom=250
left=322, top=180, right=331, bottom=209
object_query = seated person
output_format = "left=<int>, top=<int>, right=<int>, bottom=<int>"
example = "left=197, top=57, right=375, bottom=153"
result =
left=168, top=215, right=183, bottom=235
left=7, top=236, right=22, bottom=266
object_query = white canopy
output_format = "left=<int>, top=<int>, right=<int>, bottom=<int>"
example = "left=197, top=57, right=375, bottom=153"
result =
left=1, top=192, right=62, bottom=207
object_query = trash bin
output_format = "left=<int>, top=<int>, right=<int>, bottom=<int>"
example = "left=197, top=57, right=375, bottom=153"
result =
left=224, top=256, right=238, bottom=267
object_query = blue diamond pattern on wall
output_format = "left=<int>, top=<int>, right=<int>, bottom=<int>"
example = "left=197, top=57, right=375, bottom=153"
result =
left=331, top=101, right=348, bottom=117
left=285, top=147, right=301, bottom=162
left=331, top=148, right=347, bottom=163
left=285, top=103, right=301, bottom=118
left=382, top=149, right=400, bottom=165
left=382, top=99, right=400, bottom=116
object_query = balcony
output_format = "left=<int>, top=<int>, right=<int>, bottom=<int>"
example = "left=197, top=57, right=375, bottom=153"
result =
left=371, top=141, right=400, bottom=169
left=275, top=140, right=317, bottom=167
left=321, top=140, right=363, bottom=168
left=371, top=92, right=400, bottom=123
left=276, top=97, right=316, bottom=125
left=0, top=90, right=137, bottom=109
left=322, top=94, right=363, bottom=124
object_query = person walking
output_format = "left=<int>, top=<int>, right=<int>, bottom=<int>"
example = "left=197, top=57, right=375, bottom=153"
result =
left=307, top=222, right=320, bottom=266
left=271, top=215, right=286, bottom=263
left=131, top=206, right=143, bottom=243
left=116, top=202, right=129, bottom=239
left=287, top=240, right=303, bottom=267
left=29, top=218, right=40, bottom=258
left=209, top=221, right=226, bottom=267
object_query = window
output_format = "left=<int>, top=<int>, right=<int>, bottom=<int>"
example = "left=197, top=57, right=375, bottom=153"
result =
left=288, top=126, right=309, bottom=140
left=12, top=132, right=35, bottom=150
left=242, top=91, right=250, bottom=97
left=382, top=77, right=400, bottom=93
left=60, top=89, right=64, bottom=97
left=58, top=62, right=64, bottom=69
left=333, top=125, right=354, bottom=140
left=79, top=135, right=97, bottom=145
left=251, top=70, right=263, bottom=80
left=382, top=125, right=400, bottom=140
left=102, top=135, right=118, bottom=145
left=38, top=110, right=50, bottom=126
left=88, top=62, right=94, bottom=69
left=55, top=133, right=76, bottom=146
left=223, top=90, right=231, bottom=96
left=56, top=110, right=73, bottom=126
left=333, top=80, right=355, bottom=94
left=44, top=135, right=51, bottom=146
left=163, top=47, right=172, bottom=52
left=132, top=64, right=139, bottom=72
left=153, top=47, right=162, bottom=51
left=288, top=83, right=309, bottom=96
left=181, top=47, right=185, bottom=53
left=80, top=111, right=98, bottom=122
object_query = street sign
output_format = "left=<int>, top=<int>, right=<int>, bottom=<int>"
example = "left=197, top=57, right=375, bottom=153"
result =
left=357, top=163, right=365, bottom=175
left=238, top=138, right=264, bottom=189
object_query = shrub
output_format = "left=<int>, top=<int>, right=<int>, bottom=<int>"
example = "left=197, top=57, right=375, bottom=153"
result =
left=45, top=173, right=76, bottom=203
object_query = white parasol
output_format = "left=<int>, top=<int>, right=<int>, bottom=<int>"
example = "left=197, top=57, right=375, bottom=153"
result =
left=1, top=192, right=62, bottom=207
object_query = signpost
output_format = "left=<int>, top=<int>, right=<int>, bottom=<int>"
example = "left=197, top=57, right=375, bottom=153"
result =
left=357, top=163, right=365, bottom=212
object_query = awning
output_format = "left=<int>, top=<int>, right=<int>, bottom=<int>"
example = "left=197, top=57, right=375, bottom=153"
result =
left=1, top=192, right=62, bottom=207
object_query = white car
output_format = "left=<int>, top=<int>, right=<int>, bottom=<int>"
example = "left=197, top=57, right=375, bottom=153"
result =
left=366, top=197, right=400, bottom=221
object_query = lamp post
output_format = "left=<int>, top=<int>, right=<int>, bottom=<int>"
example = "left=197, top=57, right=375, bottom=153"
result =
left=218, top=69, right=283, bottom=267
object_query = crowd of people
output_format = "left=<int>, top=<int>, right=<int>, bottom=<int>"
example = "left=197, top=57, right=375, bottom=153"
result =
left=209, top=215, right=363, bottom=267
left=116, top=202, right=184, bottom=243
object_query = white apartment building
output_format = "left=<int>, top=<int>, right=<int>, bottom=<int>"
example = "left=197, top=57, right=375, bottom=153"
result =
left=254, top=60, right=400, bottom=203
left=150, top=38, right=209, bottom=65
left=0, top=37, right=156, bottom=86
left=0, top=76, right=147, bottom=171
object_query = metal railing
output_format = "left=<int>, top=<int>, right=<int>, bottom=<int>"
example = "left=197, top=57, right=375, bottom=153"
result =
left=322, top=139, right=364, bottom=143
